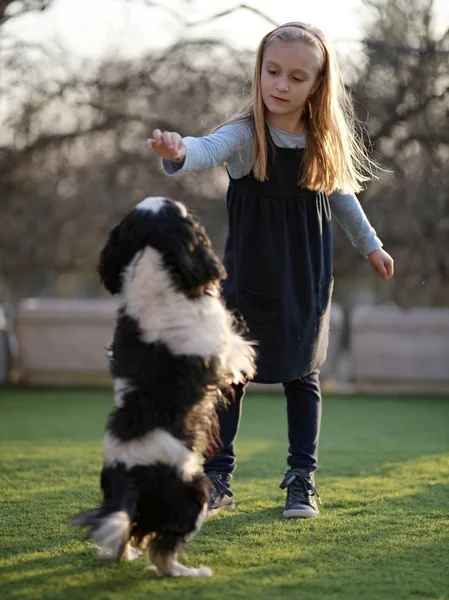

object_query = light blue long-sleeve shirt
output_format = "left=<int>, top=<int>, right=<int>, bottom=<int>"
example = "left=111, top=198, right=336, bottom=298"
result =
left=162, top=120, right=383, bottom=257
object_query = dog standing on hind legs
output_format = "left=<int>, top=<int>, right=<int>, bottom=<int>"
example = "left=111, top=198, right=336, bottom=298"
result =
left=69, top=196, right=256, bottom=577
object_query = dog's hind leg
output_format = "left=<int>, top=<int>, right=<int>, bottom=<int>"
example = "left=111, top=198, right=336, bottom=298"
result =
left=149, top=550, right=212, bottom=578
left=168, top=558, right=212, bottom=578
left=122, top=543, right=143, bottom=561
left=148, top=535, right=212, bottom=578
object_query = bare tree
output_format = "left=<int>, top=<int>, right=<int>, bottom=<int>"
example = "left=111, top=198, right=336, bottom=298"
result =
left=2, top=0, right=447, bottom=307
left=131, top=1, right=278, bottom=28
left=0, top=38, right=253, bottom=299
left=333, top=0, right=449, bottom=307
left=1, top=2, right=283, bottom=300
left=0, top=0, right=52, bottom=26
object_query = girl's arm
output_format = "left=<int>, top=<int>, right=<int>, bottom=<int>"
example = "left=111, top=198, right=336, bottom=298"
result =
left=146, top=121, right=252, bottom=175
left=329, top=190, right=382, bottom=257
left=330, top=191, right=394, bottom=281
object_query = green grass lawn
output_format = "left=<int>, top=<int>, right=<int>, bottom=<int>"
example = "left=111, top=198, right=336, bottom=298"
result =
left=0, top=387, right=448, bottom=600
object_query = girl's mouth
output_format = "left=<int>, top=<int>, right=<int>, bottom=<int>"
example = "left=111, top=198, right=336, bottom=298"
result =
left=272, top=96, right=288, bottom=102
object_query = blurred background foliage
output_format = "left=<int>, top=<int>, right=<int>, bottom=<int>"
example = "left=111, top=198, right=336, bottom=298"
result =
left=0, top=0, right=448, bottom=308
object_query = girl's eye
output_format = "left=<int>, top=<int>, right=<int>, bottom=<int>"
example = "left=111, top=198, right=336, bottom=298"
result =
left=293, top=77, right=304, bottom=82
left=267, top=70, right=277, bottom=75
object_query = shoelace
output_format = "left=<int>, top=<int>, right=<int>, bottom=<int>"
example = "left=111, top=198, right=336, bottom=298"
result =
left=279, top=471, right=322, bottom=505
left=208, top=472, right=233, bottom=498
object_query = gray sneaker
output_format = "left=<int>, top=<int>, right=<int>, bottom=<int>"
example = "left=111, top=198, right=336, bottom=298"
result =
left=206, top=471, right=235, bottom=515
left=280, top=469, right=321, bottom=518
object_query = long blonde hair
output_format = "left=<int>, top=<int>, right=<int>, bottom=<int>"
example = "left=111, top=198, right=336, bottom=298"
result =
left=220, top=22, right=377, bottom=194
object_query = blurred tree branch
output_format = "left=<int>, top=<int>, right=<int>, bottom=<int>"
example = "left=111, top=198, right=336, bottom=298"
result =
left=0, top=38, right=251, bottom=298
left=1, top=0, right=448, bottom=308
left=0, top=0, right=52, bottom=26
left=340, top=0, right=449, bottom=307
left=130, top=0, right=279, bottom=27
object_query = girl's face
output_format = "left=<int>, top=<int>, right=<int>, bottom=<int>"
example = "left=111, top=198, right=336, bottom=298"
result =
left=260, top=39, right=321, bottom=123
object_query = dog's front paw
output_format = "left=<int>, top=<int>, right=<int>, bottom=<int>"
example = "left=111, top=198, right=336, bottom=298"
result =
left=148, top=560, right=212, bottom=578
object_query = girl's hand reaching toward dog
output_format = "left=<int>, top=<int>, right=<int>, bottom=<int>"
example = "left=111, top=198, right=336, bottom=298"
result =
left=146, top=129, right=186, bottom=163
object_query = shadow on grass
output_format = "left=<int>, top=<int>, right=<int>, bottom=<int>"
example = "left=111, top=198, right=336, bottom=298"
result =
left=233, top=395, right=449, bottom=483
left=1, top=392, right=448, bottom=599
left=1, top=478, right=448, bottom=600
left=233, top=441, right=449, bottom=484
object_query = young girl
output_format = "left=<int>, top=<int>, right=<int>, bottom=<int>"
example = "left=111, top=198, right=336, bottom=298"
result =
left=146, top=22, right=394, bottom=519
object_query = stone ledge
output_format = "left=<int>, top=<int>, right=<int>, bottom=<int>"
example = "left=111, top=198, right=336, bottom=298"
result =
left=350, top=305, right=449, bottom=383
left=14, top=298, right=345, bottom=386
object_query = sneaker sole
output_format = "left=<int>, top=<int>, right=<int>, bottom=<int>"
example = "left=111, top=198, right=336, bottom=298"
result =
left=207, top=502, right=235, bottom=517
left=283, top=507, right=319, bottom=519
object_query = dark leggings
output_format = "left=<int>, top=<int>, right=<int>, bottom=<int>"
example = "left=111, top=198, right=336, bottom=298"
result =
left=203, top=371, right=322, bottom=475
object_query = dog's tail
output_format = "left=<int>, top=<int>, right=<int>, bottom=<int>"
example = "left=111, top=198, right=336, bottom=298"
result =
left=69, top=508, right=133, bottom=561
left=69, top=466, right=138, bottom=561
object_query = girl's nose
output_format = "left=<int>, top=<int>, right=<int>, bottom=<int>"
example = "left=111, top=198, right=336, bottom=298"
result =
left=276, top=79, right=289, bottom=92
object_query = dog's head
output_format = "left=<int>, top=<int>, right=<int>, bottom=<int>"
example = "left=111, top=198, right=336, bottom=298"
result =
left=98, top=197, right=225, bottom=297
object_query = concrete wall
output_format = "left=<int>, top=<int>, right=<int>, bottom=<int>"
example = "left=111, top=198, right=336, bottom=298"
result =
left=16, top=298, right=118, bottom=385
left=13, top=298, right=345, bottom=387
left=10, top=299, right=449, bottom=394
left=350, top=305, right=449, bottom=393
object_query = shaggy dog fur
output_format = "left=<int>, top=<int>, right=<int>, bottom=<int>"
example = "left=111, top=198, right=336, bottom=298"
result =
left=69, top=197, right=255, bottom=577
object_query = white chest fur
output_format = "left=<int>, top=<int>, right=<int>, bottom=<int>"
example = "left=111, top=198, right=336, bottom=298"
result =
left=121, top=247, right=255, bottom=382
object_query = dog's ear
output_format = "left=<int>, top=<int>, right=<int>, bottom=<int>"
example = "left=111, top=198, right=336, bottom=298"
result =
left=176, top=243, right=225, bottom=292
left=98, top=224, right=126, bottom=295
left=173, top=217, right=226, bottom=292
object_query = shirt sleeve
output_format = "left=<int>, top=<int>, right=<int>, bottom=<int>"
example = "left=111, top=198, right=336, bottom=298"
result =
left=329, top=190, right=383, bottom=258
left=162, top=120, right=253, bottom=175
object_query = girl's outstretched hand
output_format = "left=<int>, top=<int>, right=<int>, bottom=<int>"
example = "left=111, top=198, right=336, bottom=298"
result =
left=368, top=248, right=394, bottom=281
left=146, top=129, right=186, bottom=163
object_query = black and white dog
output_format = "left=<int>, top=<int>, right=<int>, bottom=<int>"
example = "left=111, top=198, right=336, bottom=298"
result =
left=70, top=197, right=255, bottom=578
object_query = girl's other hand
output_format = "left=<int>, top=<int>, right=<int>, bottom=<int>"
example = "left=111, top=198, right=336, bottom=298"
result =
left=146, top=129, right=186, bottom=163
left=368, top=248, right=394, bottom=281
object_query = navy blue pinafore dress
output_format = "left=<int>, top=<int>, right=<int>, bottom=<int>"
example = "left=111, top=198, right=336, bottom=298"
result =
left=222, top=138, right=334, bottom=384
